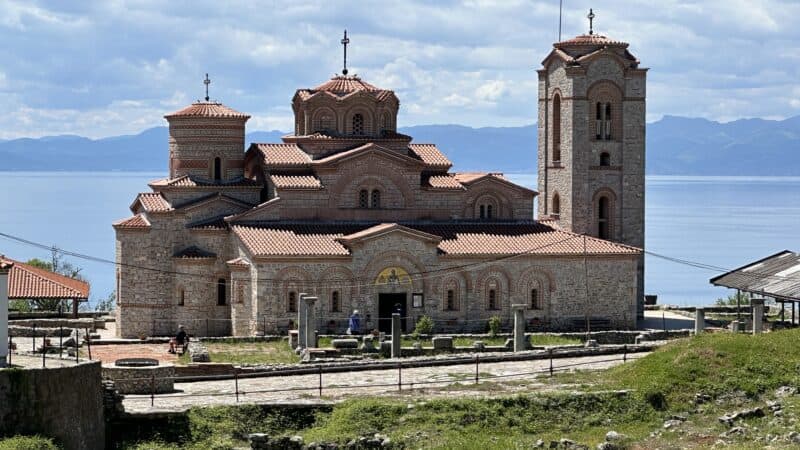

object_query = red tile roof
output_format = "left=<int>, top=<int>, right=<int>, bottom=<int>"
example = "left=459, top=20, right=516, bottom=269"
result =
left=232, top=222, right=639, bottom=258
left=408, top=144, right=452, bottom=168
left=132, top=192, right=172, bottom=213
left=253, top=143, right=312, bottom=167
left=424, top=174, right=464, bottom=190
left=149, top=175, right=261, bottom=188
left=339, top=223, right=441, bottom=244
left=296, top=76, right=395, bottom=102
left=226, top=257, right=251, bottom=270
left=555, top=34, right=629, bottom=48
left=113, top=214, right=152, bottom=230
left=270, top=174, right=323, bottom=190
left=164, top=102, right=250, bottom=119
left=1, top=256, right=90, bottom=299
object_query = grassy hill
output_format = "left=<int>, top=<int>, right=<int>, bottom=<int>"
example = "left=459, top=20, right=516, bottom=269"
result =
left=104, top=329, right=800, bottom=449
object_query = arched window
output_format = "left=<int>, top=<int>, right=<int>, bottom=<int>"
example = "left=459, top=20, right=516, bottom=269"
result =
left=217, top=278, right=226, bottom=306
left=486, top=204, right=493, bottom=219
left=595, top=102, right=603, bottom=140
left=530, top=288, right=540, bottom=310
left=600, top=152, right=611, bottom=166
left=598, top=196, right=610, bottom=239
left=552, top=94, right=561, bottom=162
left=288, top=291, right=297, bottom=313
left=446, top=289, right=455, bottom=311
left=358, top=189, right=369, bottom=208
left=596, top=102, right=614, bottom=140
left=604, top=103, right=612, bottom=140
left=352, top=113, right=364, bottom=135
left=213, top=157, right=222, bottom=181
left=488, top=289, right=497, bottom=310
left=331, top=291, right=340, bottom=312
left=479, top=205, right=485, bottom=219
left=370, top=189, right=381, bottom=208
left=178, top=289, right=185, bottom=306
left=552, top=193, right=561, bottom=216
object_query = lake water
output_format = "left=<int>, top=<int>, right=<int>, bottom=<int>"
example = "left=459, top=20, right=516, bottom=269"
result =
left=1, top=172, right=798, bottom=308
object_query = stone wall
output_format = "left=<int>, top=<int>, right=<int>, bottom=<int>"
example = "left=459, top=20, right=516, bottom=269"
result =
left=102, top=364, right=175, bottom=394
left=0, top=361, right=105, bottom=450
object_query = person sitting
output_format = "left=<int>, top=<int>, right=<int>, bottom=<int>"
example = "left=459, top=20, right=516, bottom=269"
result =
left=168, top=325, right=189, bottom=354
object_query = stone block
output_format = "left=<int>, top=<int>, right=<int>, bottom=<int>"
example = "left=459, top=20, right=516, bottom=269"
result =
left=331, top=338, right=359, bottom=349
left=472, top=341, right=485, bottom=351
left=380, top=341, right=392, bottom=356
left=431, top=336, right=453, bottom=350
left=288, top=330, right=298, bottom=349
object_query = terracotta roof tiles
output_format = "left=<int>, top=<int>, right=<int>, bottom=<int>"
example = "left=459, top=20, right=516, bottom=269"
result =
left=149, top=175, right=261, bottom=188
left=113, top=214, right=152, bottom=230
left=270, top=174, right=323, bottom=190
left=424, top=174, right=464, bottom=190
left=132, top=192, right=172, bottom=213
left=233, top=225, right=352, bottom=257
left=254, top=143, right=312, bottom=167
left=165, top=102, right=250, bottom=119
left=0, top=256, right=90, bottom=299
left=296, top=76, right=395, bottom=102
left=408, top=144, right=452, bottom=168
left=555, top=34, right=629, bottom=48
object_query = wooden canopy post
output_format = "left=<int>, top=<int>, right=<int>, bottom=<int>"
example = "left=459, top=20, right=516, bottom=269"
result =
left=72, top=298, right=79, bottom=319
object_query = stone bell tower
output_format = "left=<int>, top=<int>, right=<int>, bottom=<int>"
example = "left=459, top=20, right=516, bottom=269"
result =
left=537, top=10, right=647, bottom=319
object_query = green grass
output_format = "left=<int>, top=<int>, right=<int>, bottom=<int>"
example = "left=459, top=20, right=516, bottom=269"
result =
left=178, top=341, right=299, bottom=365
left=0, top=436, right=59, bottom=450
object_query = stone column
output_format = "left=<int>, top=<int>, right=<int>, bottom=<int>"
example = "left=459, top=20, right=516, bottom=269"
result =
left=730, top=320, right=740, bottom=333
left=303, top=296, right=318, bottom=348
left=0, top=262, right=9, bottom=367
left=752, top=298, right=765, bottom=335
left=391, top=313, right=401, bottom=358
left=512, top=304, right=527, bottom=352
left=296, top=293, right=308, bottom=351
left=694, top=308, right=705, bottom=335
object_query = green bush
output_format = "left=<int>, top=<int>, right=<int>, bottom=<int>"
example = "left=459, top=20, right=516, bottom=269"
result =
left=0, top=436, right=59, bottom=450
left=412, top=315, right=434, bottom=338
left=487, top=315, right=502, bottom=337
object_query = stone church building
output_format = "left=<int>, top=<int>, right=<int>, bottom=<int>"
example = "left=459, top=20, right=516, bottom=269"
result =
left=113, top=28, right=646, bottom=338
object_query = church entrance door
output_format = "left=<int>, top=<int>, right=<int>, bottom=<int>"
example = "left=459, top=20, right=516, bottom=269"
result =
left=378, top=293, right=407, bottom=333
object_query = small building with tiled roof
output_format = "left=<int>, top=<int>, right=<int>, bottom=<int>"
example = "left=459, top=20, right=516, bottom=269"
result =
left=115, top=22, right=645, bottom=338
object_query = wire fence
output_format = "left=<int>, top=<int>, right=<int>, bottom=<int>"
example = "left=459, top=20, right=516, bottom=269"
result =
left=5, top=325, right=94, bottom=368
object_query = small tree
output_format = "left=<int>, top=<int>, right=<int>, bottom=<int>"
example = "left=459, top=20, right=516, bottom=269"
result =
left=413, top=315, right=435, bottom=339
left=95, top=291, right=116, bottom=312
left=487, top=315, right=502, bottom=337
left=715, top=292, right=750, bottom=307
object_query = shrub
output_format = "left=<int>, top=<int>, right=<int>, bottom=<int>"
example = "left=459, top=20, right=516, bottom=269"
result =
left=413, top=315, right=434, bottom=338
left=487, top=316, right=502, bottom=337
left=0, top=436, right=59, bottom=450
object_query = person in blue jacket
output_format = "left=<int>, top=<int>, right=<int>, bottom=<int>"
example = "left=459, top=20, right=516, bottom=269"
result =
left=348, top=309, right=362, bottom=335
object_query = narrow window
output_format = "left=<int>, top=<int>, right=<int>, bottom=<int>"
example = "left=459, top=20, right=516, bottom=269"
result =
left=352, top=113, right=364, bottom=135
left=488, top=289, right=497, bottom=310
left=600, top=152, right=611, bottom=166
left=446, top=289, right=455, bottom=311
left=217, top=278, right=226, bottom=306
left=598, top=196, right=610, bottom=239
left=530, top=288, right=539, bottom=310
left=288, top=291, right=297, bottom=313
left=552, top=193, right=560, bottom=216
left=486, top=204, right=493, bottom=219
left=178, top=289, right=185, bottom=306
left=604, top=103, right=612, bottom=140
left=331, top=291, right=340, bottom=312
left=552, top=94, right=561, bottom=162
left=596, top=102, right=603, bottom=140
left=479, top=205, right=485, bottom=219
left=214, top=157, right=222, bottom=181
left=370, top=189, right=381, bottom=208
left=359, top=189, right=369, bottom=208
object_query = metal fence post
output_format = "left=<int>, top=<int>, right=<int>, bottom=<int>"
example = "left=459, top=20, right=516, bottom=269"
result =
left=42, top=343, right=46, bottom=368
left=75, top=328, right=79, bottom=363
left=549, top=348, right=554, bottom=377
left=398, top=362, right=402, bottom=392
left=7, top=335, right=11, bottom=366
left=235, top=371, right=240, bottom=403
left=623, top=344, right=627, bottom=363
left=150, top=373, right=155, bottom=407
left=318, top=365, right=323, bottom=397
left=475, top=354, right=480, bottom=385
left=32, top=324, right=37, bottom=352
left=85, top=328, right=92, bottom=361
left=59, top=326, right=63, bottom=358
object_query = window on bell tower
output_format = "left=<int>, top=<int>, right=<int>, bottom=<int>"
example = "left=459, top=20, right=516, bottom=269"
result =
left=352, top=113, right=364, bottom=135
left=596, top=102, right=613, bottom=140
left=552, top=94, right=561, bottom=162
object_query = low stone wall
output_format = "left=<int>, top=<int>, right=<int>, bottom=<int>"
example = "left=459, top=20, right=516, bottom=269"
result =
left=0, top=360, right=105, bottom=450
left=9, top=325, right=74, bottom=338
left=9, top=317, right=97, bottom=331
left=102, top=364, right=175, bottom=395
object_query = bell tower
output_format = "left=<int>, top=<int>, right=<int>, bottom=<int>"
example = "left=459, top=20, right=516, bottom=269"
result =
left=537, top=10, right=647, bottom=319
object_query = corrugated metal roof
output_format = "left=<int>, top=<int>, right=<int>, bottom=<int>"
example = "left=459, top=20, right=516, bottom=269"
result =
left=710, top=250, right=800, bottom=301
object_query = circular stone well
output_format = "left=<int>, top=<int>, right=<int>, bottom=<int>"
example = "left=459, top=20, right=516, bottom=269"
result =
left=103, top=359, right=175, bottom=394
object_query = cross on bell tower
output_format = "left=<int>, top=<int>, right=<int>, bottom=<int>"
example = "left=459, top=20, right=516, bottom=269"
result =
left=587, top=9, right=595, bottom=35
left=341, top=29, right=350, bottom=75
left=203, top=73, right=211, bottom=102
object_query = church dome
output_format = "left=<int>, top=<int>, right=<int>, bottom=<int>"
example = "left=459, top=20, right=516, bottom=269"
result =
left=164, top=101, right=250, bottom=120
left=312, top=75, right=380, bottom=95
left=554, top=34, right=629, bottom=49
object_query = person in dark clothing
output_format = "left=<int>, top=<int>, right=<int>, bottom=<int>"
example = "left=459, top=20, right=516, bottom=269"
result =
left=169, top=325, right=188, bottom=354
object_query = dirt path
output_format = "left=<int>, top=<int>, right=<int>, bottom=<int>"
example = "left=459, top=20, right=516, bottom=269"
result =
left=123, top=352, right=647, bottom=413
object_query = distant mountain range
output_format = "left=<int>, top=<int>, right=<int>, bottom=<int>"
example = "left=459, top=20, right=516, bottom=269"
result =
left=1, top=115, right=798, bottom=175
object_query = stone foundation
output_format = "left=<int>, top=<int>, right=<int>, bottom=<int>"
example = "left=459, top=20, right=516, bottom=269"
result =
left=102, top=364, right=175, bottom=394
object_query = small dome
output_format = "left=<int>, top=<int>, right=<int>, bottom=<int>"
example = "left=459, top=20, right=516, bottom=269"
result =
left=555, top=34, right=629, bottom=49
left=164, top=101, right=250, bottom=120
left=312, top=75, right=380, bottom=95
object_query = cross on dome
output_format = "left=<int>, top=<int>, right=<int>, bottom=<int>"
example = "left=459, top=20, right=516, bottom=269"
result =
left=340, top=29, right=350, bottom=75
left=587, top=8, right=595, bottom=35
left=203, top=73, right=211, bottom=102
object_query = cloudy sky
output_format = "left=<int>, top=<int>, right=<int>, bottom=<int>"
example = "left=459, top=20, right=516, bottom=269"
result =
left=1, top=0, right=799, bottom=139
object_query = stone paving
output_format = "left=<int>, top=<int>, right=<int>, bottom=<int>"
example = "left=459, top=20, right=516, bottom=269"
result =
left=123, top=352, right=647, bottom=413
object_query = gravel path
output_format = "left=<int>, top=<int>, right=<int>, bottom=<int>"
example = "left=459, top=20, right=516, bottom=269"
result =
left=123, top=352, right=647, bottom=413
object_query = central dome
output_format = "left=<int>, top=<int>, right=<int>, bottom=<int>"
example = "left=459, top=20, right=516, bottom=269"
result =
left=312, top=75, right=380, bottom=95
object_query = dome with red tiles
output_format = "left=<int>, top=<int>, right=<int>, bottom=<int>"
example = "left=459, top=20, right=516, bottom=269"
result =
left=164, top=101, right=250, bottom=120
left=311, top=75, right=381, bottom=95
left=555, top=34, right=628, bottom=49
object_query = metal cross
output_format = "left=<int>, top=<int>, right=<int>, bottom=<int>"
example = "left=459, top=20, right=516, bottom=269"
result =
left=203, top=73, right=211, bottom=102
left=340, top=29, right=350, bottom=75
left=587, top=9, right=595, bottom=35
